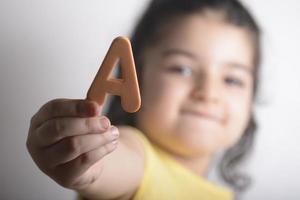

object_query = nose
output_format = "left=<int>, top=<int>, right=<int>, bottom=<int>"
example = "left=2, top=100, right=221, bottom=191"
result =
left=190, top=70, right=221, bottom=103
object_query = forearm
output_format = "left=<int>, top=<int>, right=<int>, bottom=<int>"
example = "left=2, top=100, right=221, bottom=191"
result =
left=75, top=132, right=144, bottom=200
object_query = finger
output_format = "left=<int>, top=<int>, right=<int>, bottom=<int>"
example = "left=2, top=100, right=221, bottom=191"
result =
left=31, top=99, right=103, bottom=129
left=35, top=116, right=110, bottom=147
left=52, top=141, right=118, bottom=188
left=43, top=127, right=119, bottom=167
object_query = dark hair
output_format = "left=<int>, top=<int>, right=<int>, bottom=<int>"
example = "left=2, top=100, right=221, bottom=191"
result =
left=107, top=0, right=261, bottom=195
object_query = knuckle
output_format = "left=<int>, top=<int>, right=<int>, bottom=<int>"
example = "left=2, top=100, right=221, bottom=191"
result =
left=79, top=152, right=93, bottom=165
left=26, top=140, right=32, bottom=153
left=83, top=118, right=91, bottom=130
left=84, top=118, right=97, bottom=132
left=66, top=137, right=80, bottom=154
left=26, top=138, right=31, bottom=150
left=36, top=120, right=58, bottom=144
left=30, top=112, right=41, bottom=129
left=30, top=114, right=36, bottom=125
left=54, top=119, right=66, bottom=133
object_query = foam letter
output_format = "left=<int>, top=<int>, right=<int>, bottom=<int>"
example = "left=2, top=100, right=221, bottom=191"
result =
left=86, top=36, right=141, bottom=113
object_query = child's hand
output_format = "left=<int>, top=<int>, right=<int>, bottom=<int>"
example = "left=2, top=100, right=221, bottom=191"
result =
left=26, top=98, right=119, bottom=190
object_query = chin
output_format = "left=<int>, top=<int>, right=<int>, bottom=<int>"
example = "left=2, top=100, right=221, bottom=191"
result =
left=175, top=120, right=229, bottom=152
left=172, top=133, right=226, bottom=156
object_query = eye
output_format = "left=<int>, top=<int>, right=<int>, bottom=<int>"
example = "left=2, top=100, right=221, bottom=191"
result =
left=166, top=65, right=193, bottom=77
left=224, top=76, right=244, bottom=87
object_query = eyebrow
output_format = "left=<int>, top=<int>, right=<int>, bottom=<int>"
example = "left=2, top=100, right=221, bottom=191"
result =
left=161, top=48, right=198, bottom=60
left=225, top=62, right=254, bottom=75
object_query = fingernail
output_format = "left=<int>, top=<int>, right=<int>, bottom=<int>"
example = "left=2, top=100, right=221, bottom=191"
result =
left=100, top=117, right=110, bottom=129
left=110, top=126, right=119, bottom=138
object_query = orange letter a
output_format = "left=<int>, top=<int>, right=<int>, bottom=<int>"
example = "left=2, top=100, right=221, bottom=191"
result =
left=86, top=36, right=141, bottom=113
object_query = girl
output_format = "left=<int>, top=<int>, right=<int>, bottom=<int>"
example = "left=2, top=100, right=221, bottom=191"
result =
left=26, top=0, right=261, bottom=199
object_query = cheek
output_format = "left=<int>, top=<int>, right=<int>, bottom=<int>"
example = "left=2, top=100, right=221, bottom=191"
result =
left=142, top=77, right=172, bottom=112
left=142, top=73, right=187, bottom=114
left=137, top=74, right=189, bottom=134
left=224, top=92, right=252, bottom=147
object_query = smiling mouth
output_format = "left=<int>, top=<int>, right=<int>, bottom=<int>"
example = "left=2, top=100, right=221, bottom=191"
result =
left=181, top=110, right=223, bottom=123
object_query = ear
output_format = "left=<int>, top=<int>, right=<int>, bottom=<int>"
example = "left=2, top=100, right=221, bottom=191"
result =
left=86, top=36, right=141, bottom=113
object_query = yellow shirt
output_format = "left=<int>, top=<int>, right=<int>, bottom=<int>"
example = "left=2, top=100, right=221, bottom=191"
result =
left=77, top=127, right=233, bottom=200
left=132, top=128, right=233, bottom=200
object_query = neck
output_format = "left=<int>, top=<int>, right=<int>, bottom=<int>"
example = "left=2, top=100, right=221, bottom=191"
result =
left=139, top=128, right=214, bottom=177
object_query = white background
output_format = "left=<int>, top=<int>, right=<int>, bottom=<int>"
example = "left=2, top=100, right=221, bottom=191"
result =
left=0, top=0, right=299, bottom=199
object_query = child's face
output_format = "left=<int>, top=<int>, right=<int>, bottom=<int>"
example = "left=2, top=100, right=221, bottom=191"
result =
left=136, top=13, right=255, bottom=157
